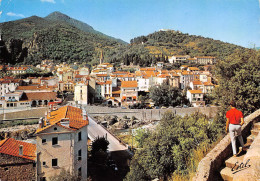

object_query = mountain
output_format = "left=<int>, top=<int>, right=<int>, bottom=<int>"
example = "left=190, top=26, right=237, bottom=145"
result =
left=45, top=11, right=127, bottom=44
left=0, top=13, right=127, bottom=65
left=106, top=30, right=248, bottom=67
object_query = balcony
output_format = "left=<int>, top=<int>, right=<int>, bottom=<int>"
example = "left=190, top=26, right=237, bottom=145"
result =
left=7, top=99, right=18, bottom=102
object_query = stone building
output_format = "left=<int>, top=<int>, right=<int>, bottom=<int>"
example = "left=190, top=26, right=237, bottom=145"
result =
left=74, top=81, right=88, bottom=105
left=0, top=138, right=36, bottom=181
left=36, top=105, right=89, bottom=181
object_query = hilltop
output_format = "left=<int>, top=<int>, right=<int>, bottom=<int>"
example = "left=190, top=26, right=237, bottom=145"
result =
left=0, top=12, right=126, bottom=65
left=45, top=11, right=127, bottom=44
left=107, top=30, right=247, bottom=67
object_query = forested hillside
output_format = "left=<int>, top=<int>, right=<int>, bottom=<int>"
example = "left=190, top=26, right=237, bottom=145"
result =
left=0, top=13, right=125, bottom=65
left=0, top=12, right=248, bottom=66
left=107, top=30, right=247, bottom=67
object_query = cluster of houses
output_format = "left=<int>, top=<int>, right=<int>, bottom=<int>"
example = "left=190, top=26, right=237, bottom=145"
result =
left=0, top=105, right=89, bottom=181
left=0, top=55, right=217, bottom=180
left=0, top=55, right=216, bottom=109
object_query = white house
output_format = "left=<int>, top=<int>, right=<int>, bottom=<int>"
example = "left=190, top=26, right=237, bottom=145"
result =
left=0, top=79, right=21, bottom=98
left=137, top=77, right=150, bottom=92
left=121, top=81, right=138, bottom=103
left=74, top=81, right=88, bottom=105
left=36, top=106, right=88, bottom=181
left=187, top=90, right=204, bottom=107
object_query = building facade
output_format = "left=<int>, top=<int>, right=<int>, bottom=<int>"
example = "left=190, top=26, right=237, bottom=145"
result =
left=36, top=106, right=88, bottom=181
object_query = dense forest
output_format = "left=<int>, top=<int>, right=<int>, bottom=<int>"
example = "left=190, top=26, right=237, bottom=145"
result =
left=0, top=12, right=125, bottom=65
left=107, top=30, right=247, bottom=67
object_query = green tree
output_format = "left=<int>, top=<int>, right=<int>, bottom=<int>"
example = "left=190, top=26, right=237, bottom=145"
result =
left=214, top=49, right=260, bottom=115
left=125, top=111, right=223, bottom=180
left=134, top=129, right=150, bottom=148
left=91, top=137, right=109, bottom=156
left=149, top=84, right=183, bottom=107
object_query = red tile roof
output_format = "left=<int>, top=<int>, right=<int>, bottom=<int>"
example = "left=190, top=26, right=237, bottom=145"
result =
left=0, top=138, right=36, bottom=161
left=121, top=81, right=138, bottom=88
left=192, top=81, right=203, bottom=85
left=188, top=90, right=203, bottom=94
left=23, top=92, right=57, bottom=101
left=16, top=85, right=53, bottom=91
left=36, top=106, right=88, bottom=133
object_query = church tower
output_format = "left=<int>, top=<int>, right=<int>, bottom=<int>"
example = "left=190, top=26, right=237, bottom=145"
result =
left=99, top=50, right=104, bottom=65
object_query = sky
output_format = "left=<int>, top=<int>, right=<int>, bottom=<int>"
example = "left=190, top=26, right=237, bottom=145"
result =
left=0, top=0, right=259, bottom=48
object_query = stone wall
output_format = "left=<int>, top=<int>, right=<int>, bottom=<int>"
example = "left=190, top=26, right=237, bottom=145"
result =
left=0, top=153, right=36, bottom=181
left=85, top=106, right=219, bottom=121
left=193, top=109, right=260, bottom=181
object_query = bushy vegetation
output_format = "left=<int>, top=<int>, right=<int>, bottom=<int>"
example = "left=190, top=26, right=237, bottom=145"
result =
left=0, top=119, right=39, bottom=129
left=214, top=49, right=260, bottom=115
left=125, top=112, right=224, bottom=181
left=149, top=84, right=189, bottom=107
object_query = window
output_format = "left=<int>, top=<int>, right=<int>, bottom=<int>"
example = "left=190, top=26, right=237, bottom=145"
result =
left=42, top=161, right=46, bottom=166
left=78, top=132, right=82, bottom=141
left=52, top=137, right=58, bottom=145
left=78, top=167, right=82, bottom=178
left=54, top=127, right=57, bottom=131
left=40, top=177, right=46, bottom=181
left=42, top=139, right=46, bottom=144
left=52, top=159, right=58, bottom=167
left=78, top=149, right=82, bottom=161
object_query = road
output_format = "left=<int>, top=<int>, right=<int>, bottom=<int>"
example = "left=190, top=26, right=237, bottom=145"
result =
left=87, top=115, right=128, bottom=152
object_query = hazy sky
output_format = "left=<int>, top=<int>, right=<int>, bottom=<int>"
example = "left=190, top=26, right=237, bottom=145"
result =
left=0, top=0, right=259, bottom=47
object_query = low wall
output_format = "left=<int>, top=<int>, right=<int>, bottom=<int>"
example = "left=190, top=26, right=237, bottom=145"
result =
left=193, top=109, right=260, bottom=181
left=85, top=106, right=219, bottom=121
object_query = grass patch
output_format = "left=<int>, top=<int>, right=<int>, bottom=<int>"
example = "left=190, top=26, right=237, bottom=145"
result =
left=0, top=119, right=38, bottom=129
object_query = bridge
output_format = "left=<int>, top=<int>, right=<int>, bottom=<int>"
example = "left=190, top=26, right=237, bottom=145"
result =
left=87, top=115, right=128, bottom=152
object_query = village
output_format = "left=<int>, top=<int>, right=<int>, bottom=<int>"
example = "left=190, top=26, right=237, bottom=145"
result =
left=0, top=53, right=218, bottom=181
left=0, top=54, right=216, bottom=110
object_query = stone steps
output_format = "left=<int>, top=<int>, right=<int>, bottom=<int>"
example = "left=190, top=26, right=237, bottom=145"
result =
left=253, top=122, right=260, bottom=129
left=225, top=154, right=245, bottom=169
left=220, top=121, right=259, bottom=181
left=251, top=129, right=259, bottom=136
left=220, top=167, right=235, bottom=181
left=246, top=134, right=255, bottom=144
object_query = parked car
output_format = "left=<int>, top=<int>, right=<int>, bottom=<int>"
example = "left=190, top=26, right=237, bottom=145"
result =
left=183, top=105, right=189, bottom=108
left=121, top=106, right=127, bottom=109
left=161, top=106, right=167, bottom=109
left=154, top=106, right=160, bottom=109
left=176, top=106, right=182, bottom=108
left=206, top=104, right=211, bottom=107
left=168, top=106, right=174, bottom=109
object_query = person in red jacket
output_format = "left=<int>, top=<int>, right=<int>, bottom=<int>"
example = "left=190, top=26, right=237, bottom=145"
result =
left=226, top=101, right=245, bottom=156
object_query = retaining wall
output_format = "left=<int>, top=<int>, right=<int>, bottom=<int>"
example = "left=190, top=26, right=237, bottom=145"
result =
left=85, top=106, right=219, bottom=121
left=193, top=109, right=260, bottom=181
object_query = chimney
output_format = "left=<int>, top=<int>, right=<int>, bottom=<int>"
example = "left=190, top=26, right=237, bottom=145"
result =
left=4, top=132, right=8, bottom=139
left=19, top=145, right=23, bottom=156
left=45, top=111, right=48, bottom=121
left=38, top=117, right=43, bottom=128
left=82, top=109, right=87, bottom=120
